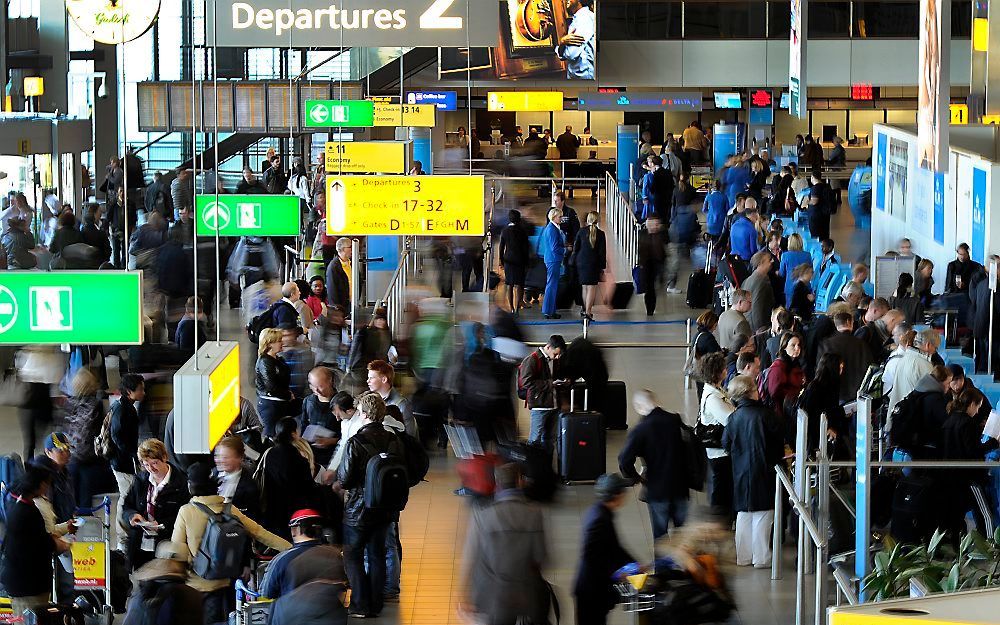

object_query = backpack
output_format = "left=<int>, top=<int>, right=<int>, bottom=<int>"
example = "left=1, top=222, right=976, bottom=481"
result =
left=191, top=502, right=249, bottom=580
left=679, top=422, right=708, bottom=491
left=887, top=391, right=928, bottom=453
left=360, top=440, right=410, bottom=512
left=0, top=454, right=23, bottom=495
left=757, top=368, right=775, bottom=409
left=94, top=407, right=116, bottom=460
left=396, top=431, right=429, bottom=487
left=516, top=352, right=541, bottom=401
left=246, top=300, right=294, bottom=343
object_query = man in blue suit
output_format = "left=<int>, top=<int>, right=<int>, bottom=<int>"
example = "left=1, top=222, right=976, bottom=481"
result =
left=541, top=208, right=566, bottom=319
left=729, top=204, right=760, bottom=262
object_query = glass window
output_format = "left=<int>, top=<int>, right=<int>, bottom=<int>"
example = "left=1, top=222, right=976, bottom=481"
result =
left=768, top=2, right=790, bottom=38
left=684, top=1, right=767, bottom=38
left=952, top=1, right=972, bottom=37
left=807, top=2, right=851, bottom=37
left=854, top=0, right=919, bottom=37
left=599, top=2, right=682, bottom=40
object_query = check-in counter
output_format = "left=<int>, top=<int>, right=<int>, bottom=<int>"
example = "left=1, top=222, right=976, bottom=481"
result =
left=829, top=587, right=1000, bottom=624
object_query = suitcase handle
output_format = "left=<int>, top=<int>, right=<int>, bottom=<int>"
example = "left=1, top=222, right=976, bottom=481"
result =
left=569, top=379, right=589, bottom=411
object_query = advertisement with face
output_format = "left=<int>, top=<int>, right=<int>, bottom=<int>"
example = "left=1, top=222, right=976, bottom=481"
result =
left=439, top=0, right=596, bottom=80
left=917, top=0, right=951, bottom=172
left=788, top=0, right=806, bottom=118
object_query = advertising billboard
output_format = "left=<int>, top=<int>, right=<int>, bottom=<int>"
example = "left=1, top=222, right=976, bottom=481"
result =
left=917, top=0, right=951, bottom=172
left=439, top=0, right=596, bottom=80
left=789, top=0, right=807, bottom=119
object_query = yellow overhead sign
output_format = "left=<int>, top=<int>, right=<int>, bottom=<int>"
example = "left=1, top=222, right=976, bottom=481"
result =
left=950, top=104, right=969, bottom=125
left=487, top=91, right=564, bottom=112
left=207, top=343, right=240, bottom=451
left=324, top=141, right=407, bottom=174
left=372, top=103, right=435, bottom=127
left=326, top=175, right=485, bottom=237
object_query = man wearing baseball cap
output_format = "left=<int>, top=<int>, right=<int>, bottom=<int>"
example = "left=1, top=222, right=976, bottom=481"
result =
left=43, top=432, right=77, bottom=604
left=261, top=509, right=345, bottom=600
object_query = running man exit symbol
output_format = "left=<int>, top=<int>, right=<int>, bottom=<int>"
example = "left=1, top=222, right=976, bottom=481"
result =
left=237, top=203, right=262, bottom=229
left=29, top=287, right=72, bottom=331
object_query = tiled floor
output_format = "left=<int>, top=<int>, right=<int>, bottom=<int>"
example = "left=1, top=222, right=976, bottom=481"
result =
left=0, top=198, right=869, bottom=624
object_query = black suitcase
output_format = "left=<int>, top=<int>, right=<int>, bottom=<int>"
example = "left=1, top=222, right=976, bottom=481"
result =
left=686, top=240, right=715, bottom=309
left=601, top=380, right=628, bottom=430
left=891, top=474, right=936, bottom=544
left=558, top=387, right=606, bottom=483
left=500, top=441, right=558, bottom=502
left=25, top=604, right=86, bottom=625
left=611, top=282, right=634, bottom=309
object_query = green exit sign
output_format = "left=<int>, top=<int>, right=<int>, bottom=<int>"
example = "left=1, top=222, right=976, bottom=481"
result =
left=195, top=195, right=301, bottom=237
left=0, top=271, right=143, bottom=345
left=304, top=100, right=375, bottom=128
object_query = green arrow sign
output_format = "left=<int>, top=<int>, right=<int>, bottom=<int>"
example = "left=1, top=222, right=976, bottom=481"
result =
left=304, top=100, right=375, bottom=128
left=0, top=271, right=143, bottom=345
left=195, top=195, right=301, bottom=237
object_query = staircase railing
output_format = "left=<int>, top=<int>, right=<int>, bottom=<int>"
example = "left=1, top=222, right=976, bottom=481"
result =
left=604, top=171, right=640, bottom=280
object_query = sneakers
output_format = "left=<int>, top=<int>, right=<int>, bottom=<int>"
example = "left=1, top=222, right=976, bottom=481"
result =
left=665, top=286, right=683, bottom=294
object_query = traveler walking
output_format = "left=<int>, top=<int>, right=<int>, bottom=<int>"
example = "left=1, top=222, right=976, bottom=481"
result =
left=498, top=209, right=529, bottom=316
left=571, top=211, right=606, bottom=319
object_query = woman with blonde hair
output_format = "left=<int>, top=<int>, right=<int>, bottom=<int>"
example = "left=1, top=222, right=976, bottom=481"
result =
left=256, top=327, right=293, bottom=439
left=778, top=233, right=813, bottom=304
left=571, top=211, right=607, bottom=320
left=122, top=438, right=189, bottom=571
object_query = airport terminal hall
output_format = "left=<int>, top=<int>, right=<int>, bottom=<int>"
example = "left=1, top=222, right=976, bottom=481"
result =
left=4, top=0, right=1000, bottom=624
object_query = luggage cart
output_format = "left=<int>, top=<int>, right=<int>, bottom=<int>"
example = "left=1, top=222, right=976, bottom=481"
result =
left=72, top=496, right=114, bottom=625
left=615, top=575, right=657, bottom=625
left=233, top=579, right=273, bottom=625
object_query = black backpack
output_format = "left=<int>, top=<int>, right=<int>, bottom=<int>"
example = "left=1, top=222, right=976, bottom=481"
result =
left=191, top=502, right=249, bottom=580
left=246, top=300, right=295, bottom=343
left=679, top=421, right=708, bottom=492
left=888, top=391, right=928, bottom=453
left=397, top=431, right=429, bottom=487
left=359, top=440, right=410, bottom=512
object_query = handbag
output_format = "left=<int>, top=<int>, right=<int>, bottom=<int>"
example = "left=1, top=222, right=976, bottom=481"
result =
left=694, top=421, right=725, bottom=449
left=682, top=331, right=705, bottom=377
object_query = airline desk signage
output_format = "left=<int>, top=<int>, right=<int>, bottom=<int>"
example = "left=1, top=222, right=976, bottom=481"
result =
left=0, top=271, right=143, bottom=345
left=195, top=195, right=301, bottom=237
left=577, top=91, right=703, bottom=112
left=324, top=141, right=408, bottom=173
left=406, top=91, right=458, bottom=111
left=207, top=0, right=496, bottom=48
left=325, top=175, right=485, bottom=236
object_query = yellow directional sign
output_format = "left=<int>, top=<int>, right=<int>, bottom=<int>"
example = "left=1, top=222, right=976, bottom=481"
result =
left=950, top=103, right=969, bottom=125
left=487, top=91, right=564, bottom=112
left=325, top=175, right=485, bottom=237
left=983, top=114, right=1000, bottom=125
left=324, top=141, right=407, bottom=174
left=372, top=103, right=435, bottom=127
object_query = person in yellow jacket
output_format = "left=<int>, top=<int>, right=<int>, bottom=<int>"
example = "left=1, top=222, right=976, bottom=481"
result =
left=171, top=462, right=291, bottom=625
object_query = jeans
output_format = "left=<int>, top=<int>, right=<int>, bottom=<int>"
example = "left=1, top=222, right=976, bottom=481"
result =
left=344, top=521, right=390, bottom=615
left=647, top=497, right=689, bottom=540
left=542, top=262, right=561, bottom=315
left=257, top=397, right=289, bottom=439
left=385, top=521, right=401, bottom=595
left=113, top=470, right=135, bottom=551
left=528, top=408, right=558, bottom=454
left=665, top=242, right=688, bottom=288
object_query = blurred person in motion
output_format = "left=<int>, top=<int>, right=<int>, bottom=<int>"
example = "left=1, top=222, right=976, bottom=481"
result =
left=571, top=211, right=606, bottom=320
left=637, top=216, right=667, bottom=315
left=48, top=211, right=83, bottom=256
left=498, top=209, right=530, bottom=317
left=81, top=203, right=112, bottom=263
left=174, top=296, right=207, bottom=354
left=665, top=197, right=699, bottom=294
left=213, top=435, right=260, bottom=518
left=345, top=309, right=394, bottom=386
left=16, top=346, right=63, bottom=461
left=573, top=473, right=636, bottom=625
left=254, top=417, right=315, bottom=540
left=261, top=509, right=346, bottom=600
left=540, top=208, right=566, bottom=319
left=64, top=367, right=114, bottom=505
left=122, top=541, right=204, bottom=625
left=463, top=463, right=550, bottom=625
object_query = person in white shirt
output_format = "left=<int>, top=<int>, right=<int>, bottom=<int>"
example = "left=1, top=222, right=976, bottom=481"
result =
left=695, top=352, right=736, bottom=519
left=886, top=329, right=936, bottom=418
left=556, top=0, right=596, bottom=79
left=323, top=392, right=362, bottom=482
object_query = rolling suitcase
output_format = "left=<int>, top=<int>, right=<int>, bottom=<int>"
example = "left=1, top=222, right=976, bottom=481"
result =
left=601, top=380, right=628, bottom=430
left=610, top=282, right=634, bottom=309
left=558, top=386, right=606, bottom=483
left=686, top=240, right=715, bottom=309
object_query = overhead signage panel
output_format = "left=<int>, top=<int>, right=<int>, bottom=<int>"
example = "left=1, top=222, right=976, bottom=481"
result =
left=577, top=91, right=703, bottom=112
left=195, top=195, right=301, bottom=237
left=207, top=0, right=497, bottom=48
left=173, top=342, right=241, bottom=453
left=324, top=141, right=408, bottom=173
left=325, top=175, right=485, bottom=236
left=487, top=92, right=563, bottom=112
left=372, top=103, right=436, bottom=127
left=304, top=100, right=375, bottom=128
left=0, top=271, right=142, bottom=345
left=406, top=91, right=458, bottom=111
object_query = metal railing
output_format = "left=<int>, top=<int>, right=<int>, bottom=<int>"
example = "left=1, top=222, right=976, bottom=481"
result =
left=604, top=171, right=640, bottom=280
left=377, top=239, right=413, bottom=338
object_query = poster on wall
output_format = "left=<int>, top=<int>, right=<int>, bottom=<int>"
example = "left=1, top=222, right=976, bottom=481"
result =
left=789, top=0, right=807, bottom=119
left=917, top=0, right=951, bottom=172
left=874, top=133, right=887, bottom=211
left=972, top=166, right=987, bottom=264
left=887, top=137, right=909, bottom=219
left=911, top=169, right=933, bottom=235
left=933, top=172, right=946, bottom=244
left=439, top=0, right=596, bottom=80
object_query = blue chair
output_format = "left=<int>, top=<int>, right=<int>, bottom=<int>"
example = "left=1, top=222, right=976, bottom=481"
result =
left=970, top=375, right=996, bottom=388
left=980, top=384, right=1000, bottom=409
left=816, top=266, right=847, bottom=313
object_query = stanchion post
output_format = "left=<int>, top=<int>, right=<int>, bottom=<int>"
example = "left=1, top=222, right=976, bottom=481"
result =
left=815, top=413, right=830, bottom=625
left=772, top=470, right=783, bottom=580
left=855, top=395, right=873, bottom=600
left=684, top=318, right=692, bottom=389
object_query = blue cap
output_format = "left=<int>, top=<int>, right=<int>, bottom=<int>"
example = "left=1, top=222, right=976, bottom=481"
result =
left=44, top=432, right=70, bottom=452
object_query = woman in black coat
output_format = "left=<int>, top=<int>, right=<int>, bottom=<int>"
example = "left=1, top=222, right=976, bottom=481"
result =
left=571, top=212, right=607, bottom=320
left=722, top=375, right=784, bottom=568
left=574, top=474, right=635, bottom=625
left=254, top=417, right=315, bottom=540
left=797, top=353, right=848, bottom=453
left=940, top=388, right=999, bottom=540
left=691, top=310, right=723, bottom=400
left=498, top=209, right=530, bottom=316
left=255, top=328, right=293, bottom=439
left=122, top=439, right=190, bottom=571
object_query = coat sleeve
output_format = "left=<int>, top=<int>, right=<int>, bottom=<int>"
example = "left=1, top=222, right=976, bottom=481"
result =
left=617, top=429, right=643, bottom=484
left=234, top=507, right=292, bottom=551
left=337, top=438, right=363, bottom=490
left=121, top=475, right=143, bottom=524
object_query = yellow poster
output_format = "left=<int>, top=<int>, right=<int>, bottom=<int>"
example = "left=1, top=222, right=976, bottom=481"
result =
left=325, top=175, right=485, bottom=237
left=72, top=541, right=106, bottom=588
left=372, top=103, right=435, bottom=127
left=324, top=142, right=407, bottom=174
